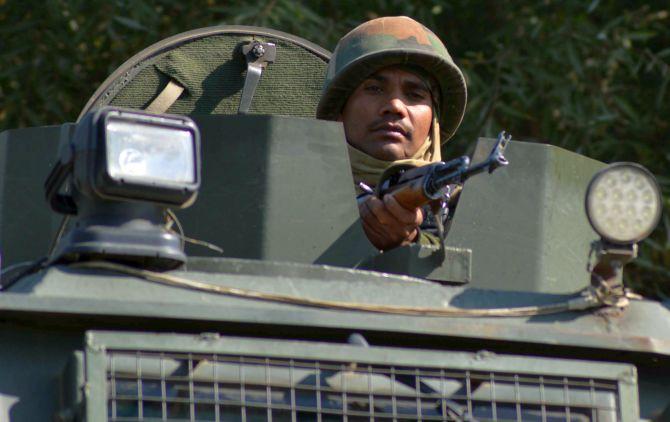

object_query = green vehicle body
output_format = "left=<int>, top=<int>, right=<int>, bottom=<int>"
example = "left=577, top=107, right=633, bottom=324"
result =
left=0, top=26, right=668, bottom=421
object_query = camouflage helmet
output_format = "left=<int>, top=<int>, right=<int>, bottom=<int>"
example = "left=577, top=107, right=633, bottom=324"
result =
left=317, top=16, right=467, bottom=143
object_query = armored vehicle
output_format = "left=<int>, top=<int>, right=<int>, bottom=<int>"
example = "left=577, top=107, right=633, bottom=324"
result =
left=0, top=26, right=669, bottom=421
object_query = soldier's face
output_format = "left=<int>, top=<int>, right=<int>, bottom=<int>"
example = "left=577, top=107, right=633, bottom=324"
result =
left=339, top=66, right=433, bottom=161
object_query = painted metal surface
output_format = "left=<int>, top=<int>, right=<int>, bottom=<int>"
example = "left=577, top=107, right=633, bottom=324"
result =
left=78, top=331, right=639, bottom=421
left=87, top=330, right=639, bottom=378
left=0, top=126, right=63, bottom=266
left=360, top=243, right=472, bottom=283
left=446, top=138, right=606, bottom=293
left=180, top=115, right=374, bottom=267
left=5, top=261, right=670, bottom=357
left=0, top=325, right=82, bottom=421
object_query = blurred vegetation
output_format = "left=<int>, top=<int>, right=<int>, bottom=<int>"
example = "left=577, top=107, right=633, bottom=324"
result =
left=1, top=0, right=668, bottom=297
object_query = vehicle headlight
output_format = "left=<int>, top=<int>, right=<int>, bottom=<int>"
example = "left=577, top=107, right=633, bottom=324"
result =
left=106, top=120, right=196, bottom=185
left=585, top=163, right=662, bottom=244
left=44, top=107, right=202, bottom=269
left=80, top=108, right=200, bottom=207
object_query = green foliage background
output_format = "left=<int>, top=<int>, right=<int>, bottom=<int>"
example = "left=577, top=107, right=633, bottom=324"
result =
left=1, top=0, right=668, bottom=297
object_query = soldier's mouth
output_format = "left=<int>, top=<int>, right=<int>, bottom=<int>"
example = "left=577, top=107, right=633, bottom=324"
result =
left=370, top=122, right=409, bottom=139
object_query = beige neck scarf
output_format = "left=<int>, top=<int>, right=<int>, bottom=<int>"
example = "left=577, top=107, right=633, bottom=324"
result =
left=348, top=116, right=442, bottom=194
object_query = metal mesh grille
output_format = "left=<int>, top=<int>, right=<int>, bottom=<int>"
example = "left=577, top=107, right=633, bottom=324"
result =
left=106, top=350, right=621, bottom=422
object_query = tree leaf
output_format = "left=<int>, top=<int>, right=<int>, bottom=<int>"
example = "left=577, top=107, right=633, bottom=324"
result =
left=113, top=16, right=149, bottom=32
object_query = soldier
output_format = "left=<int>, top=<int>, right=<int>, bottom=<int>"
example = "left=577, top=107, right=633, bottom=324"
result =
left=317, top=16, right=467, bottom=251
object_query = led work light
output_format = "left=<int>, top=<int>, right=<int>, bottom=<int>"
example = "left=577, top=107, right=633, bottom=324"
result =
left=585, top=163, right=661, bottom=245
left=45, top=107, right=201, bottom=269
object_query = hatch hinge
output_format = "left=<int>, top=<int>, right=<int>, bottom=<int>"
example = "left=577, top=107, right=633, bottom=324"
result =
left=238, top=41, right=276, bottom=114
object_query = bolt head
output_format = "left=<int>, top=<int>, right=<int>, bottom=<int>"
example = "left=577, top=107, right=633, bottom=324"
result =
left=251, top=44, right=265, bottom=58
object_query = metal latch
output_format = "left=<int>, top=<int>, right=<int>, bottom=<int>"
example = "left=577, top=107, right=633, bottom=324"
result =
left=238, top=41, right=276, bottom=114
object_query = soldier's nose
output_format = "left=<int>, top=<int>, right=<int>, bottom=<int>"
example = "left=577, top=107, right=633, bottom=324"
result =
left=381, top=97, right=407, bottom=116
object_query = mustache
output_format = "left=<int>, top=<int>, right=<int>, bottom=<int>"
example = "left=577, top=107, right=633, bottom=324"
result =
left=368, top=119, right=411, bottom=137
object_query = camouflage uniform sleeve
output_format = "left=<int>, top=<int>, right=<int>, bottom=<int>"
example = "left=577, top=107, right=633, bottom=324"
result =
left=416, top=203, right=445, bottom=246
left=417, top=229, right=441, bottom=246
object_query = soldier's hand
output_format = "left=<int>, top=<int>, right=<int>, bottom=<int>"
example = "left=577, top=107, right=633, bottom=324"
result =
left=359, top=194, right=423, bottom=251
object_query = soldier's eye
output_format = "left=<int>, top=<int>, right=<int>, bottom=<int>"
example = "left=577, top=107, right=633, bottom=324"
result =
left=364, top=84, right=383, bottom=93
left=408, top=90, right=427, bottom=101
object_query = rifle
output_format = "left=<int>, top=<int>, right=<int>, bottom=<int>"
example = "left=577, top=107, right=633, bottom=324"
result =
left=375, top=131, right=511, bottom=210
